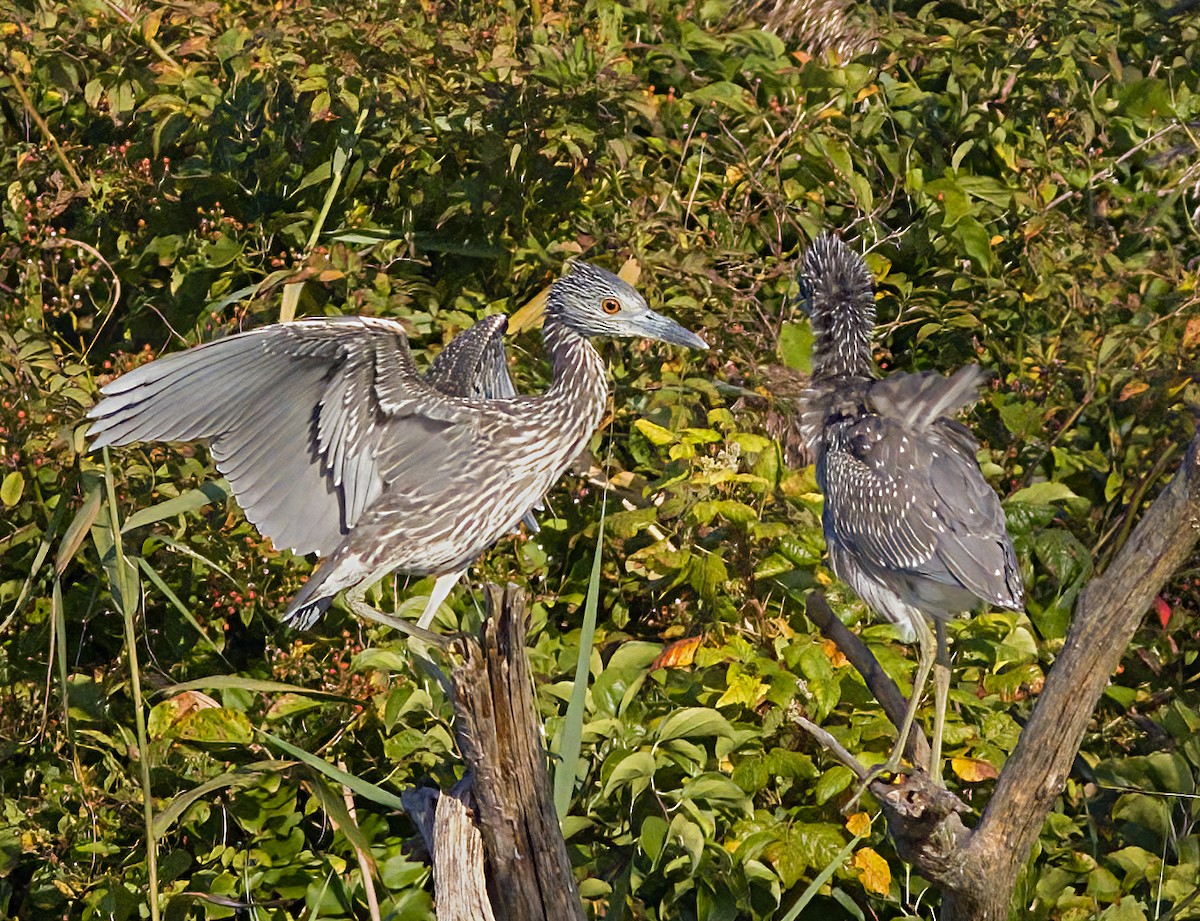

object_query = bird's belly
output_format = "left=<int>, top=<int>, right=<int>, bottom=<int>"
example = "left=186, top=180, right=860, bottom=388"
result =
left=352, top=460, right=567, bottom=576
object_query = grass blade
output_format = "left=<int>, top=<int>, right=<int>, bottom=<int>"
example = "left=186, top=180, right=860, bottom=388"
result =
left=162, top=676, right=351, bottom=700
left=779, top=830, right=863, bottom=921
left=258, top=730, right=408, bottom=812
left=136, top=557, right=223, bottom=655
left=101, top=448, right=160, bottom=921
left=552, top=485, right=608, bottom=820
left=121, top=479, right=230, bottom=533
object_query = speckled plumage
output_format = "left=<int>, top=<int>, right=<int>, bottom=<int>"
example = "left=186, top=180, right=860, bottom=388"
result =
left=800, top=236, right=1023, bottom=638
left=88, top=262, right=708, bottom=630
left=799, top=233, right=1023, bottom=784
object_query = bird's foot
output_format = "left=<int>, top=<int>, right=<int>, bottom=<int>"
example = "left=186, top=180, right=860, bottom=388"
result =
left=843, top=758, right=910, bottom=814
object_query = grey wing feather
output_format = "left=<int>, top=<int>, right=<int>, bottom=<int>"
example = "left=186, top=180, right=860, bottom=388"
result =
left=866, top=365, right=985, bottom=430
left=423, top=315, right=543, bottom=532
left=822, top=412, right=1022, bottom=614
left=87, top=317, right=488, bottom=558
left=426, top=315, right=518, bottom=400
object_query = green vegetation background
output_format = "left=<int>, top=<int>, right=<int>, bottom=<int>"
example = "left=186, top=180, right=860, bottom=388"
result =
left=1, top=0, right=1198, bottom=918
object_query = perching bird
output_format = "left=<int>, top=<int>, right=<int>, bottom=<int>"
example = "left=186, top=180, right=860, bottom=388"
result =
left=797, top=234, right=1024, bottom=785
left=88, top=262, right=708, bottom=633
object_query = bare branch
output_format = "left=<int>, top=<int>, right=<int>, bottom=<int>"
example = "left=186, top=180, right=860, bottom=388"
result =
left=805, top=592, right=931, bottom=770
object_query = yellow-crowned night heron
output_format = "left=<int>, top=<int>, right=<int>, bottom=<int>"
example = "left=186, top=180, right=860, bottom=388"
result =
left=798, top=234, right=1024, bottom=784
left=88, top=262, right=708, bottom=633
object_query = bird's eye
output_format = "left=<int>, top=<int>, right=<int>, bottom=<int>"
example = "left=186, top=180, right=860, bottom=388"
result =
left=601, top=297, right=621, bottom=315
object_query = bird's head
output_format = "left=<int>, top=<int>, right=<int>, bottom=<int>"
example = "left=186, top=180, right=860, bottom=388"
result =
left=547, top=262, right=708, bottom=350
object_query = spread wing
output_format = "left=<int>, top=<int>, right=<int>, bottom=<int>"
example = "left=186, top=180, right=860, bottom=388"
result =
left=821, top=369, right=1022, bottom=612
left=87, top=316, right=494, bottom=558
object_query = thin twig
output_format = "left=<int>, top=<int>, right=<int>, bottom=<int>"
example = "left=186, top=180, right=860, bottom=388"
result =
left=794, top=715, right=870, bottom=782
left=3, top=67, right=85, bottom=190
left=1043, top=122, right=1182, bottom=211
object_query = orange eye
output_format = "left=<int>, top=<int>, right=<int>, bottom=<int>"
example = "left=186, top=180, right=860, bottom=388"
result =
left=601, top=297, right=621, bottom=315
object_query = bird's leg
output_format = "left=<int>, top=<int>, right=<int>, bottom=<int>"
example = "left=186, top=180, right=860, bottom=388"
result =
left=845, top=616, right=935, bottom=810
left=343, top=583, right=453, bottom=647
left=930, top=618, right=951, bottom=787
left=344, top=584, right=454, bottom=695
left=415, top=570, right=464, bottom=630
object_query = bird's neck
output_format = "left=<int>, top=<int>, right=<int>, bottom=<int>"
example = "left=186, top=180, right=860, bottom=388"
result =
left=542, top=313, right=608, bottom=420
left=811, top=298, right=874, bottom=382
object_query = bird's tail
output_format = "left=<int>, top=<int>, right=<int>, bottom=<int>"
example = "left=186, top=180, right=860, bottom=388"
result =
left=867, top=365, right=985, bottom=430
left=280, top=567, right=337, bottom=630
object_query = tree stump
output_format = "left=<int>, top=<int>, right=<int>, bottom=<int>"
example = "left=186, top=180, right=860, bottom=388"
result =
left=407, top=583, right=585, bottom=921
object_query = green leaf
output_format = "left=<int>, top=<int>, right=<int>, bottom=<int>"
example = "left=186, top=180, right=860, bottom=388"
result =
left=779, top=321, right=813, bottom=373
left=679, top=773, right=751, bottom=813
left=121, top=480, right=231, bottom=532
left=655, top=707, right=736, bottom=742
left=1006, top=482, right=1081, bottom=506
left=171, top=707, right=254, bottom=744
left=640, top=814, right=669, bottom=863
left=601, top=751, right=656, bottom=799
left=813, top=765, right=856, bottom=804
left=766, top=821, right=847, bottom=888
left=0, top=471, right=24, bottom=507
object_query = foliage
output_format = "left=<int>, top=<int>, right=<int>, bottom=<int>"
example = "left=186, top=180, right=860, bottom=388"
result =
left=1, top=0, right=1198, bottom=918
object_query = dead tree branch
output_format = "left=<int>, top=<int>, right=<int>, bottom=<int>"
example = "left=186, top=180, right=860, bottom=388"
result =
left=427, top=583, right=586, bottom=921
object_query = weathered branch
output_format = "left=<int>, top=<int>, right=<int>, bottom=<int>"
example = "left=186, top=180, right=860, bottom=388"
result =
left=800, top=427, right=1200, bottom=920
left=403, top=783, right=496, bottom=921
left=805, top=592, right=931, bottom=769
left=449, top=584, right=586, bottom=921
left=937, top=426, right=1200, bottom=919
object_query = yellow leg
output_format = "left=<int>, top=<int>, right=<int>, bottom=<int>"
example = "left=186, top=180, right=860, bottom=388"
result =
left=846, top=616, right=935, bottom=809
left=930, top=618, right=951, bottom=787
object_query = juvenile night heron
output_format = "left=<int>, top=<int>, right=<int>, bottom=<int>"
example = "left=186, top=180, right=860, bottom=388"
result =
left=798, top=234, right=1024, bottom=784
left=88, top=262, right=708, bottom=633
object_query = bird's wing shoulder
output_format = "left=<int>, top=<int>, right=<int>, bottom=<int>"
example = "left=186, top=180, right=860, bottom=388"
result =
left=87, top=316, right=494, bottom=558
left=866, top=365, right=985, bottom=431
left=425, top=315, right=517, bottom=400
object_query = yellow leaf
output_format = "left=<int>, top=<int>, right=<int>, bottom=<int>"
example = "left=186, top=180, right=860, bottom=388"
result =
left=815, top=571, right=832, bottom=587
left=508, top=286, right=549, bottom=333
left=715, top=666, right=769, bottom=709
left=633, top=418, right=678, bottom=446
left=845, top=811, right=871, bottom=837
left=651, top=636, right=703, bottom=670
left=989, top=234, right=1004, bottom=245
left=821, top=639, right=849, bottom=668
left=725, top=164, right=745, bottom=186
left=951, top=757, right=999, bottom=782
left=1118, top=380, right=1149, bottom=401
left=852, top=846, right=891, bottom=895
left=142, top=8, right=162, bottom=40
left=617, top=256, right=641, bottom=286
left=853, top=84, right=880, bottom=102
left=1, top=471, right=24, bottom=507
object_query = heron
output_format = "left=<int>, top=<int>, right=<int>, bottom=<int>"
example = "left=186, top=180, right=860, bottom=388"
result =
left=88, top=262, right=708, bottom=635
left=796, top=234, right=1024, bottom=785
